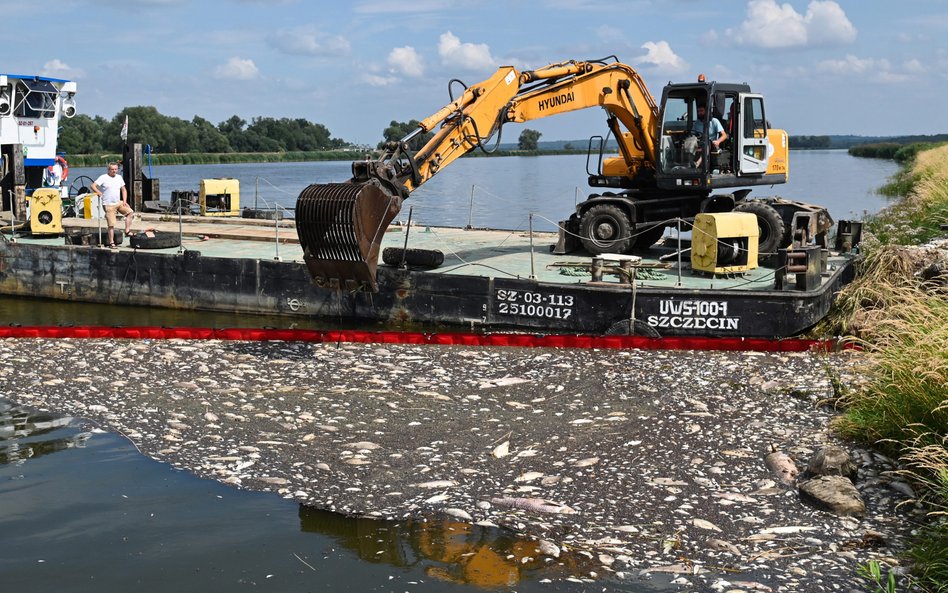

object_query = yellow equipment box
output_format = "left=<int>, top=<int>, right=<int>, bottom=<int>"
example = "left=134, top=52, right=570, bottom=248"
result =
left=691, top=212, right=759, bottom=274
left=199, top=178, right=240, bottom=216
left=30, top=189, right=63, bottom=235
left=80, top=193, right=105, bottom=219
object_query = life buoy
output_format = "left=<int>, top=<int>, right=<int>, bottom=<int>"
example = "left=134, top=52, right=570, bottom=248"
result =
left=47, top=155, right=69, bottom=184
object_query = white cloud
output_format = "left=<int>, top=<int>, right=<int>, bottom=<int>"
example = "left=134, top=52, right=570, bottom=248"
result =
left=438, top=32, right=496, bottom=72
left=213, top=57, right=260, bottom=81
left=362, top=73, right=398, bottom=87
left=804, top=0, right=857, bottom=45
left=41, top=59, right=85, bottom=80
left=904, top=59, right=926, bottom=75
left=634, top=41, right=688, bottom=74
left=388, top=46, right=425, bottom=78
left=267, top=27, right=350, bottom=57
left=815, top=54, right=910, bottom=83
left=726, top=0, right=856, bottom=49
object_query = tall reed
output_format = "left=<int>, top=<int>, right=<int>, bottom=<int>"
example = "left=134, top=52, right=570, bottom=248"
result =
left=827, top=144, right=948, bottom=592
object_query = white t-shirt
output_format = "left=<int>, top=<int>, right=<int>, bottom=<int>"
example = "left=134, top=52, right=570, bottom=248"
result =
left=94, top=173, right=126, bottom=205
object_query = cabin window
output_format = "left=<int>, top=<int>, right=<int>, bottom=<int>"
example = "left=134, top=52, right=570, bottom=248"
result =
left=13, top=79, right=58, bottom=119
left=742, top=97, right=767, bottom=139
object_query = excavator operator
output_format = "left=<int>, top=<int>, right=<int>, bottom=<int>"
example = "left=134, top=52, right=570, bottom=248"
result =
left=683, top=103, right=727, bottom=169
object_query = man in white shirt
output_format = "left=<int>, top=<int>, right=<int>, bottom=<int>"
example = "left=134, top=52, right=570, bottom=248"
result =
left=91, top=163, right=135, bottom=248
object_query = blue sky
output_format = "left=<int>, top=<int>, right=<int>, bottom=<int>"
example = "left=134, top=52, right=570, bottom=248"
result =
left=5, top=0, right=947, bottom=145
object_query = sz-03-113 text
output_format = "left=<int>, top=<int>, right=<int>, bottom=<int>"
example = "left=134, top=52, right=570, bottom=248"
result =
left=495, top=289, right=574, bottom=320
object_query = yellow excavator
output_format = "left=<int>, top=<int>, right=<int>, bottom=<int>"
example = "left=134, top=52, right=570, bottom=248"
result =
left=297, top=56, right=824, bottom=290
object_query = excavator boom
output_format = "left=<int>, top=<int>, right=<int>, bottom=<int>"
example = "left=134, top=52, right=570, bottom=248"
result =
left=296, top=58, right=661, bottom=290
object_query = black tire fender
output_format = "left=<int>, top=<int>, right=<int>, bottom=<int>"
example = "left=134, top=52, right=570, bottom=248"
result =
left=382, top=247, right=444, bottom=268
left=129, top=231, right=181, bottom=250
left=605, top=319, right=661, bottom=338
left=65, top=228, right=124, bottom=246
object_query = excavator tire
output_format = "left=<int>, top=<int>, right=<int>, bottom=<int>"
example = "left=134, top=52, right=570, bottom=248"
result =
left=733, top=200, right=786, bottom=256
left=633, top=224, right=667, bottom=250
left=579, top=204, right=634, bottom=255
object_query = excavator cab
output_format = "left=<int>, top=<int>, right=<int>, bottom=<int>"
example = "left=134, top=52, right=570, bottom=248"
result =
left=654, top=81, right=788, bottom=191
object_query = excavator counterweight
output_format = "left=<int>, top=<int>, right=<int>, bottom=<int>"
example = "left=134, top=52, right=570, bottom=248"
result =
left=295, top=182, right=401, bottom=290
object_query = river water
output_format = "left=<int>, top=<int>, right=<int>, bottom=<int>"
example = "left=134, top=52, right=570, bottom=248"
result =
left=68, top=150, right=895, bottom=232
left=0, top=151, right=898, bottom=591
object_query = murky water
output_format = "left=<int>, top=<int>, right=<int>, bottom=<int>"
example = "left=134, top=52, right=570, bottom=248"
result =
left=0, top=399, right=619, bottom=592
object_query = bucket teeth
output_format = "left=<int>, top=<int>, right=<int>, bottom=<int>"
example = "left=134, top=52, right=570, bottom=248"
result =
left=295, top=182, right=400, bottom=291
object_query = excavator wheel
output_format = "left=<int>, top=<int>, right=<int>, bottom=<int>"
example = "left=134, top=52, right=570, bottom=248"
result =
left=579, top=204, right=634, bottom=255
left=733, top=200, right=786, bottom=256
left=633, top=223, right=667, bottom=250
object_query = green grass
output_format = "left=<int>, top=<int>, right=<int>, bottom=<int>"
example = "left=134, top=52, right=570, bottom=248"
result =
left=824, top=144, right=948, bottom=592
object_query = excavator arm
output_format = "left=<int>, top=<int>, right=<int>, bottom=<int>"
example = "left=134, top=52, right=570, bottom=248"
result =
left=296, top=58, right=659, bottom=290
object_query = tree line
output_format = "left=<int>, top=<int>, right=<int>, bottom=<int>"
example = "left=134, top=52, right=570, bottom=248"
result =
left=58, top=105, right=552, bottom=157
left=58, top=106, right=352, bottom=155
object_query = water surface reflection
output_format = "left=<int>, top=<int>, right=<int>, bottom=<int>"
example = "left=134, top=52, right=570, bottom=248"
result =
left=0, top=400, right=621, bottom=592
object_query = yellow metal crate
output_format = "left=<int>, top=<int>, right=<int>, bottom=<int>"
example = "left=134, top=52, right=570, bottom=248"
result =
left=199, top=178, right=240, bottom=217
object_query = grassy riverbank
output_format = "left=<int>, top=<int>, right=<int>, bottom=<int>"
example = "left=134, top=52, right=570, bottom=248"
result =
left=824, top=144, right=948, bottom=591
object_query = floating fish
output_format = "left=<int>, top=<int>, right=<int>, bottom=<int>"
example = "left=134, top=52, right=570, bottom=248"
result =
left=764, top=449, right=799, bottom=485
left=491, top=441, right=510, bottom=458
left=489, top=496, right=577, bottom=514
left=413, top=480, right=457, bottom=489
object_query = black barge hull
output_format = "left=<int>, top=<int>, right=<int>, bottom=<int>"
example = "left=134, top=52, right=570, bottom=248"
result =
left=0, top=241, right=853, bottom=338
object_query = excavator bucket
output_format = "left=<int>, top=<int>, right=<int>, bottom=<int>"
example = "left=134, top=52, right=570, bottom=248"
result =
left=295, top=182, right=401, bottom=291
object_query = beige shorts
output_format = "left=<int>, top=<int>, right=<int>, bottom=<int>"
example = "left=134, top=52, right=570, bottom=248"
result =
left=104, top=202, right=133, bottom=227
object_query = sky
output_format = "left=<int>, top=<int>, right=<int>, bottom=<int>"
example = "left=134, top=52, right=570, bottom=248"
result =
left=4, top=0, right=947, bottom=145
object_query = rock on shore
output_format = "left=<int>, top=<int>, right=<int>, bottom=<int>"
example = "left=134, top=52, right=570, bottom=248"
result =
left=0, top=338, right=923, bottom=591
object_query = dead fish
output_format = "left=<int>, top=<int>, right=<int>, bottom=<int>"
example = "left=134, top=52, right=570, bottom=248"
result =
left=706, top=538, right=741, bottom=555
left=489, top=497, right=577, bottom=515
left=758, top=526, right=820, bottom=535
left=691, top=518, right=722, bottom=532
left=764, top=447, right=799, bottom=485
left=648, top=477, right=689, bottom=487
left=346, top=441, right=381, bottom=450
left=573, top=456, right=600, bottom=468
left=538, top=540, right=561, bottom=558
left=413, top=480, right=457, bottom=489
left=644, top=563, right=708, bottom=575
left=714, top=491, right=757, bottom=503
left=491, top=441, right=510, bottom=459
left=515, top=471, right=545, bottom=483
left=443, top=508, right=472, bottom=521
left=731, top=582, right=773, bottom=592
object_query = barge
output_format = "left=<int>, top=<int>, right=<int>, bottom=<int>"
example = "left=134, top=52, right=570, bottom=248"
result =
left=0, top=212, right=858, bottom=338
